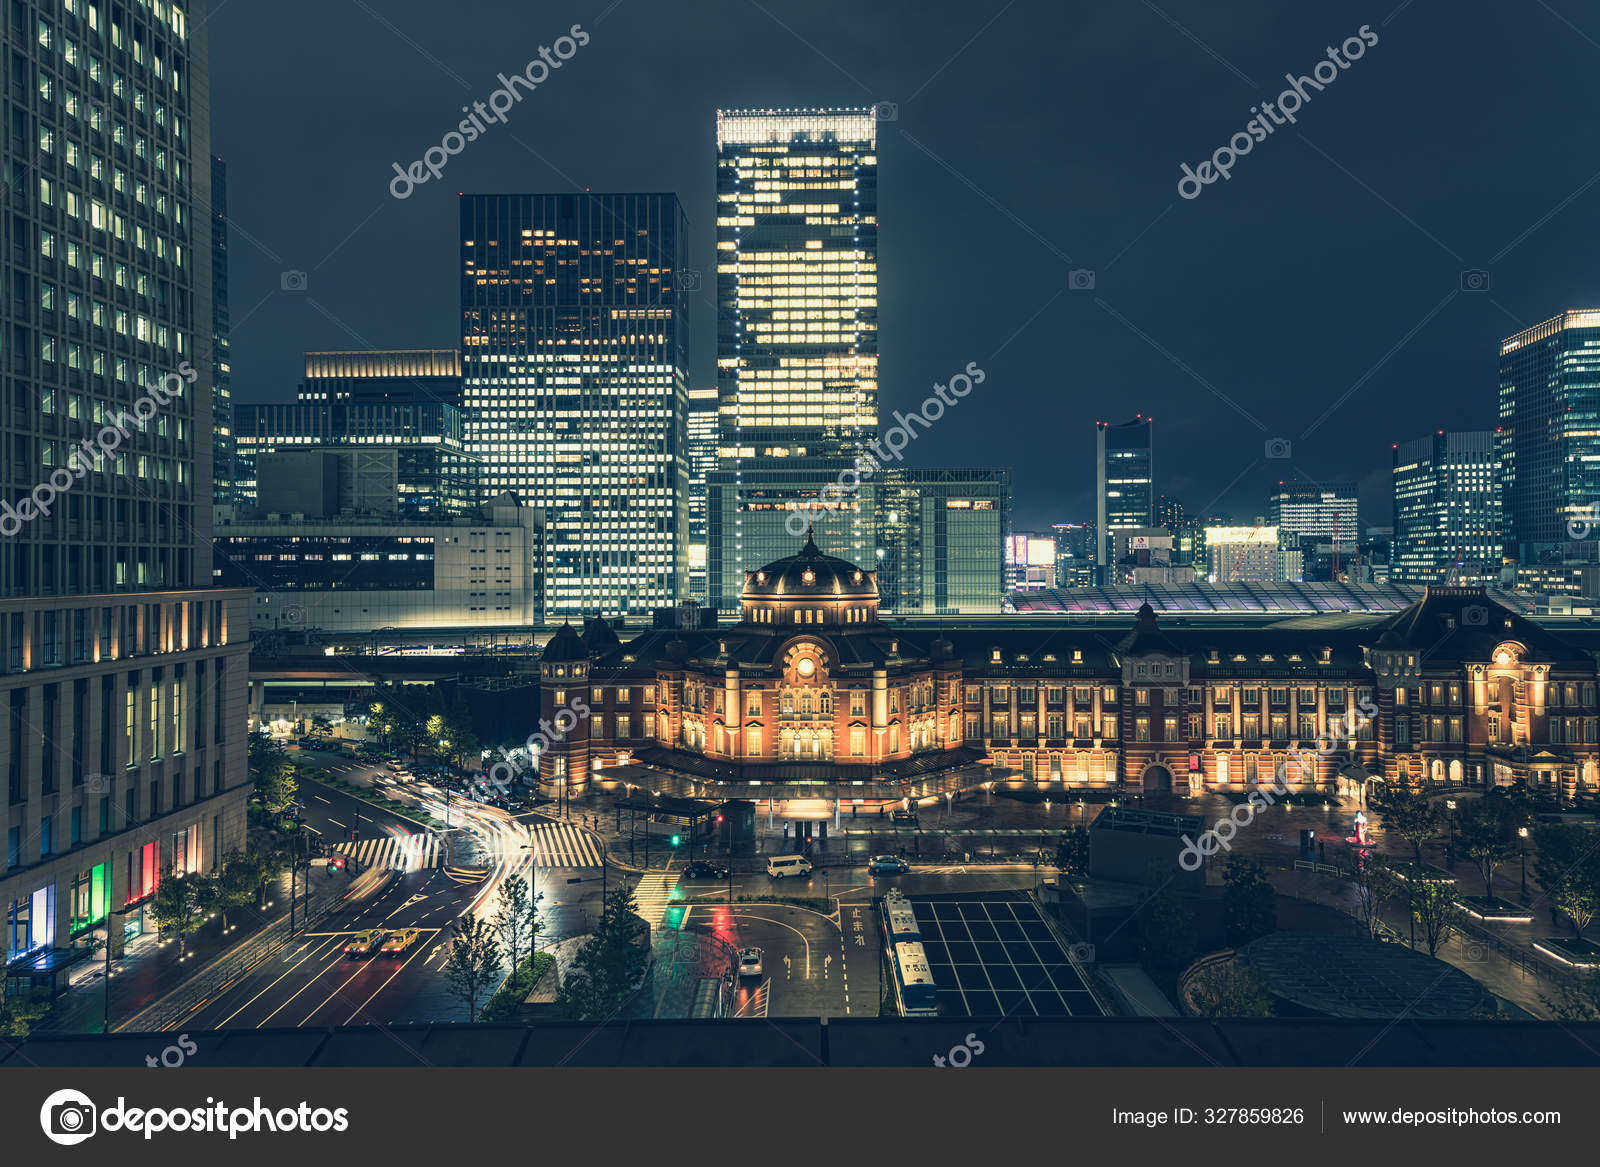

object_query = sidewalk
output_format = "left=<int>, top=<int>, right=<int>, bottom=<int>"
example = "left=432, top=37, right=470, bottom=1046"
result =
left=29, top=871, right=301, bottom=1037
left=1250, top=858, right=1554, bottom=1018
left=557, top=787, right=1066, bottom=872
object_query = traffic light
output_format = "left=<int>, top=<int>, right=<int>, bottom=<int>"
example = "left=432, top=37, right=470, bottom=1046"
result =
left=670, top=834, right=682, bottom=847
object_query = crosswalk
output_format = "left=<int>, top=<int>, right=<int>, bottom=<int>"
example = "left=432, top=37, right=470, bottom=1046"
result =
left=524, top=821, right=604, bottom=868
left=331, top=833, right=442, bottom=872
left=632, top=870, right=674, bottom=927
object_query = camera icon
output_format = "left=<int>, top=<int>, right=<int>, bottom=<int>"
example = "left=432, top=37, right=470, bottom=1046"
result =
left=674, top=268, right=702, bottom=292
left=874, top=101, right=900, bottom=122
left=1068, top=268, right=1096, bottom=291
left=1264, top=438, right=1292, bottom=459
left=41, top=1090, right=97, bottom=1145
left=1461, top=605, right=1489, bottom=627
left=1067, top=941, right=1095, bottom=963
left=282, top=605, right=304, bottom=625
left=1567, top=506, right=1596, bottom=540
left=1460, top=269, right=1490, bottom=292
left=280, top=270, right=308, bottom=292
left=1461, top=940, right=1489, bottom=963
left=674, top=601, right=703, bottom=630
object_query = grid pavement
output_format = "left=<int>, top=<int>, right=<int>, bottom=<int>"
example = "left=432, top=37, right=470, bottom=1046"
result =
left=908, top=891, right=1103, bottom=1018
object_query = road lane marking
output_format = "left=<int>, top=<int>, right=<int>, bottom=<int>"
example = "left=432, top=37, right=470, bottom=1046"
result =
left=341, top=929, right=444, bottom=1025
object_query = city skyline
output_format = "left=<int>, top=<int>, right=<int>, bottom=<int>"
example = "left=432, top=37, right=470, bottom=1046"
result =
left=206, top=1, right=1600, bottom=534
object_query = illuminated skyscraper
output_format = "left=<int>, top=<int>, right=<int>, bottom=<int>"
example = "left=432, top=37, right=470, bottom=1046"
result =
left=1392, top=432, right=1500, bottom=584
left=1498, top=310, right=1600, bottom=562
left=459, top=193, right=689, bottom=618
left=709, top=108, right=879, bottom=606
left=2, top=5, right=254, bottom=964
left=685, top=386, right=718, bottom=602
left=1095, top=416, right=1153, bottom=584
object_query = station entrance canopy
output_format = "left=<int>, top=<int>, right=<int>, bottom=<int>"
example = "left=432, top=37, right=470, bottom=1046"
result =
left=597, top=761, right=1021, bottom=803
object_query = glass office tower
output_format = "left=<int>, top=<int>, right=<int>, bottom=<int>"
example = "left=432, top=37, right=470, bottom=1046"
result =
left=459, top=193, right=689, bottom=618
left=1392, top=432, right=1501, bottom=584
left=875, top=468, right=1009, bottom=613
left=1498, top=310, right=1600, bottom=563
left=1095, top=416, right=1153, bottom=584
left=709, top=108, right=879, bottom=606
left=1, top=2, right=253, bottom=963
left=210, top=155, right=232, bottom=506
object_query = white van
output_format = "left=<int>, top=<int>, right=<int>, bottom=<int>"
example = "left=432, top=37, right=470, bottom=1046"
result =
left=766, top=855, right=813, bottom=879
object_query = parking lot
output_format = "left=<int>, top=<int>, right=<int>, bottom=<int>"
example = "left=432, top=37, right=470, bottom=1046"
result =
left=905, top=891, right=1105, bottom=1018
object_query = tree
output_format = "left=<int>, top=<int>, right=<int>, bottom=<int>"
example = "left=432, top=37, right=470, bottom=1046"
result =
left=442, top=916, right=503, bottom=1022
left=1533, top=823, right=1600, bottom=941
left=1379, top=787, right=1445, bottom=867
left=1054, top=826, right=1090, bottom=879
left=214, top=851, right=260, bottom=933
left=1132, top=866, right=1197, bottom=974
left=1409, top=879, right=1463, bottom=958
left=1222, top=855, right=1277, bottom=946
left=150, top=868, right=205, bottom=959
left=1348, top=847, right=1402, bottom=941
left=249, top=735, right=298, bottom=819
left=247, top=839, right=288, bottom=908
left=1455, top=797, right=1522, bottom=902
left=557, top=883, right=650, bottom=1021
left=430, top=705, right=480, bottom=773
left=1188, top=963, right=1274, bottom=1018
left=0, top=975, right=48, bottom=1040
left=491, top=874, right=543, bottom=972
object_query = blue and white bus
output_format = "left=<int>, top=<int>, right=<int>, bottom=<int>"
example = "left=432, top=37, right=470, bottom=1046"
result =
left=885, top=902, right=921, bottom=946
left=892, top=940, right=938, bottom=1015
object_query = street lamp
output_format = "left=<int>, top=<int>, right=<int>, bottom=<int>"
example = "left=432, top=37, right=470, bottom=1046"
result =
left=1445, top=799, right=1457, bottom=865
left=520, top=838, right=539, bottom=950
left=1519, top=826, right=1529, bottom=898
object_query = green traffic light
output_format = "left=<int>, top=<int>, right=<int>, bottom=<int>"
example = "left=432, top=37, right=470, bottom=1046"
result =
left=670, top=835, right=681, bottom=847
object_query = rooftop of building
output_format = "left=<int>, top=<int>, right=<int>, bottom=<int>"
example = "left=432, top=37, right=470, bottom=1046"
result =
left=11, top=1018, right=1598, bottom=1067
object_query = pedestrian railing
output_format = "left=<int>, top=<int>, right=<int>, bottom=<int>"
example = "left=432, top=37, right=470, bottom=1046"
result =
left=114, top=886, right=342, bottom=1034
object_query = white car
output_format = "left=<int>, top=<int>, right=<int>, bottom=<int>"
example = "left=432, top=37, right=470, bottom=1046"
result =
left=738, top=947, right=764, bottom=978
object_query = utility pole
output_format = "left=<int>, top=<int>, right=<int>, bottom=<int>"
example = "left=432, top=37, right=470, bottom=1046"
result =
left=289, top=840, right=298, bottom=934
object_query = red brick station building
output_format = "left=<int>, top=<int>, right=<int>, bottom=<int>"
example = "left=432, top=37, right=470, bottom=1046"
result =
left=534, top=534, right=1600, bottom=826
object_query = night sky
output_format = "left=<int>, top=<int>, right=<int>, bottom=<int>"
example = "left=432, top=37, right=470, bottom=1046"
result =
left=207, top=0, right=1600, bottom=534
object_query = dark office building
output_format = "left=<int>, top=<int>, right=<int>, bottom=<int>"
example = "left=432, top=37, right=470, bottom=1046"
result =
left=460, top=193, right=689, bottom=617
left=233, top=400, right=478, bottom=517
left=211, top=156, right=233, bottom=506
left=876, top=468, right=1010, bottom=614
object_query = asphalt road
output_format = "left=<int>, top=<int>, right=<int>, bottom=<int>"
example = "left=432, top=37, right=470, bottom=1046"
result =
left=643, top=861, right=1043, bottom=1019
left=205, top=746, right=1052, bottom=1026
left=176, top=749, right=612, bottom=1029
